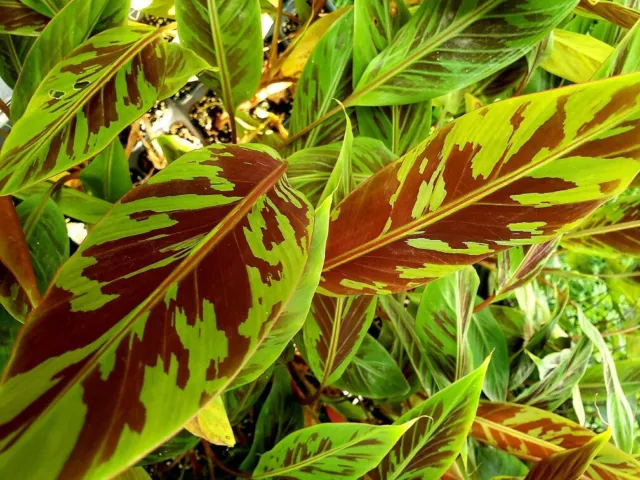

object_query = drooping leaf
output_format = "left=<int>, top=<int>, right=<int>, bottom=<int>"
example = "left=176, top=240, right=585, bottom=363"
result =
left=347, top=0, right=577, bottom=106
left=0, top=35, right=33, bottom=88
left=540, top=29, right=613, bottom=83
left=251, top=419, right=418, bottom=479
left=472, top=402, right=640, bottom=479
left=378, top=295, right=431, bottom=391
left=562, top=194, right=640, bottom=258
left=287, top=9, right=354, bottom=152
left=576, top=0, right=640, bottom=29
left=0, top=0, right=49, bottom=36
left=80, top=139, right=133, bottom=203
left=415, top=267, right=479, bottom=386
left=0, top=145, right=314, bottom=479
left=175, top=0, right=263, bottom=111
left=469, top=305, right=509, bottom=402
left=524, top=429, right=611, bottom=480
left=592, top=20, right=640, bottom=80
left=580, top=358, right=640, bottom=401
left=333, top=333, right=410, bottom=399
left=303, top=295, right=376, bottom=386
left=184, top=396, right=234, bottom=446
left=0, top=196, right=39, bottom=320
left=10, top=0, right=129, bottom=122
left=14, top=181, right=111, bottom=224
left=319, top=73, right=640, bottom=295
left=287, top=137, right=397, bottom=205
left=370, top=360, right=488, bottom=480
left=0, top=26, right=210, bottom=195
left=492, top=239, right=560, bottom=303
left=16, top=193, right=70, bottom=294
left=578, top=309, right=635, bottom=453
left=515, top=337, right=592, bottom=410
left=239, top=364, right=304, bottom=472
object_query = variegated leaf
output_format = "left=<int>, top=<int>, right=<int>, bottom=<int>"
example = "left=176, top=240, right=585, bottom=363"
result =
left=252, top=419, right=418, bottom=479
left=21, top=0, right=69, bottom=17
left=10, top=0, right=129, bottom=121
left=0, top=145, right=314, bottom=479
left=287, top=137, right=397, bottom=206
left=369, top=360, right=488, bottom=480
left=303, top=295, right=376, bottom=386
left=577, top=0, right=640, bottom=29
left=525, top=429, right=611, bottom=480
left=562, top=194, right=640, bottom=258
left=0, top=196, right=39, bottom=320
left=472, top=402, right=640, bottom=480
left=0, top=0, right=49, bottom=35
left=320, top=73, right=640, bottom=295
left=0, top=26, right=209, bottom=195
left=175, top=0, right=262, bottom=111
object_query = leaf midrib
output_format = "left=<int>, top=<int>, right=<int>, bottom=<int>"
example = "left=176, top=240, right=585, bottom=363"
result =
left=324, top=89, right=640, bottom=272
left=345, top=0, right=503, bottom=106
left=207, top=0, right=234, bottom=113
left=564, top=219, right=640, bottom=238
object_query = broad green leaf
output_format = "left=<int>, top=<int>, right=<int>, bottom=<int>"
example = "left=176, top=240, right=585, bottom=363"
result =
left=224, top=368, right=273, bottom=426
left=80, top=140, right=133, bottom=203
left=239, top=364, right=304, bottom=472
left=580, top=358, right=640, bottom=401
left=348, top=0, right=577, bottom=106
left=10, top=0, right=129, bottom=122
left=0, top=145, right=314, bottom=479
left=287, top=9, right=354, bottom=152
left=252, top=419, right=418, bottom=479
left=0, top=307, right=20, bottom=373
left=0, top=196, right=39, bottom=320
left=16, top=193, right=70, bottom=294
left=540, top=29, right=613, bottom=83
left=334, top=333, right=410, bottom=399
left=493, top=239, right=560, bottom=303
left=592, top=21, right=640, bottom=80
left=184, top=396, right=234, bottom=446
left=562, top=194, right=640, bottom=258
left=472, top=402, right=640, bottom=479
left=21, top=0, right=69, bottom=17
left=0, top=26, right=209, bottom=195
left=370, top=360, right=488, bottom=480
left=576, top=0, right=640, bottom=29
left=515, top=338, right=592, bottom=410
left=137, top=430, right=198, bottom=466
left=0, top=0, right=49, bottom=35
left=287, top=137, right=397, bottom=206
left=175, top=0, right=263, bottom=111
left=353, top=0, right=432, bottom=155
left=156, top=134, right=196, bottom=164
left=416, top=267, right=479, bottom=386
left=0, top=35, right=33, bottom=88
left=578, top=309, right=635, bottom=453
left=470, top=305, right=509, bottom=402
left=303, top=295, right=376, bottom=386
left=473, top=445, right=529, bottom=480
left=490, top=306, right=527, bottom=348
left=319, top=73, right=640, bottom=295
left=378, top=295, right=431, bottom=391
left=524, top=429, right=611, bottom=480
left=14, top=181, right=112, bottom=224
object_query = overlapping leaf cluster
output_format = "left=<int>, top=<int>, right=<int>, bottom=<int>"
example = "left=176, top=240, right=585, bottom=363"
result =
left=0, top=0, right=639, bottom=479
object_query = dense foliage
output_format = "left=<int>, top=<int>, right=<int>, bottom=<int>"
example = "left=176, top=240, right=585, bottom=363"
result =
left=0, top=0, right=639, bottom=479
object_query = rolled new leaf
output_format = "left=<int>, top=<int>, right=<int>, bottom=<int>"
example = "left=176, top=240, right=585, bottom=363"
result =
left=0, top=26, right=210, bottom=194
left=320, top=73, right=640, bottom=295
left=0, top=145, right=314, bottom=479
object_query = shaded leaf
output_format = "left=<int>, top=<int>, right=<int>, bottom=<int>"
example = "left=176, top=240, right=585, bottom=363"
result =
left=21, top=0, right=69, bottom=17
left=80, top=139, right=133, bottom=203
left=303, top=295, right=376, bottom=386
left=474, top=445, right=529, bottom=480
left=137, top=430, right=199, bottom=466
left=224, top=368, right=273, bottom=426
left=319, top=73, right=640, bottom=295
left=0, top=307, right=20, bottom=373
left=334, top=333, right=410, bottom=399
left=0, top=145, right=313, bottom=479
left=472, top=402, right=640, bottom=479
left=0, top=0, right=49, bottom=36
left=10, top=0, right=129, bottom=122
left=252, top=418, right=418, bottom=479
left=0, top=26, right=209, bottom=194
left=580, top=358, right=640, bottom=401
left=0, top=35, right=33, bottom=88
left=176, top=0, right=263, bottom=110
